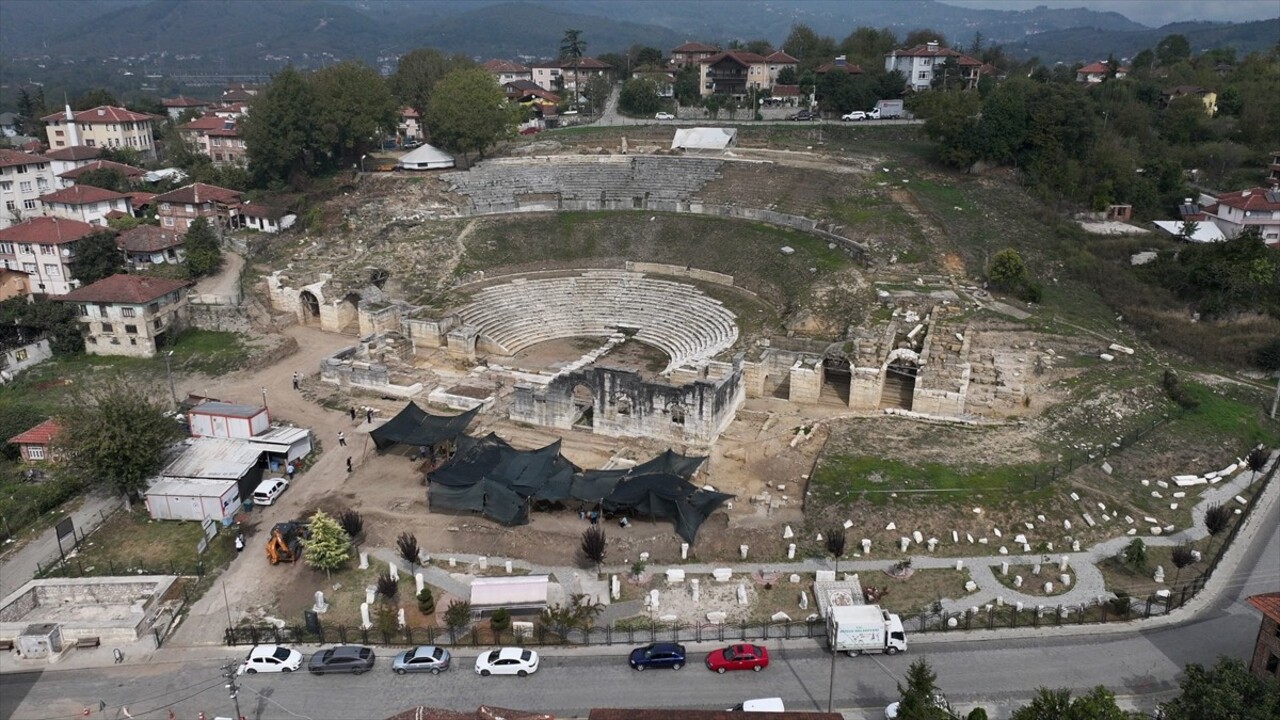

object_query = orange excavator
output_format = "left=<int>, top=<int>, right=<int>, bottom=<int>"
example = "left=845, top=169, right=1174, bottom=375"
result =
left=265, top=522, right=305, bottom=565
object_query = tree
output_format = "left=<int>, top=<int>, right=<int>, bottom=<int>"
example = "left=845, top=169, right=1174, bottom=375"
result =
left=1122, top=538, right=1147, bottom=571
left=560, top=29, right=588, bottom=107
left=0, top=296, right=81, bottom=355
left=633, top=45, right=664, bottom=68
left=1159, top=657, right=1280, bottom=720
left=396, top=532, right=420, bottom=567
left=425, top=68, right=513, bottom=162
left=840, top=27, right=898, bottom=68
left=241, top=65, right=325, bottom=186
left=825, top=527, right=847, bottom=576
left=390, top=48, right=474, bottom=118
left=1011, top=686, right=1132, bottom=720
left=895, top=658, right=953, bottom=720
left=96, top=147, right=143, bottom=167
left=783, top=24, right=836, bottom=71
left=904, top=29, right=947, bottom=48
left=583, top=75, right=612, bottom=116
left=56, top=375, right=184, bottom=501
left=337, top=509, right=363, bottom=538
left=443, top=599, right=472, bottom=635
left=74, top=88, right=119, bottom=110
left=674, top=65, right=700, bottom=105
left=776, top=66, right=799, bottom=86
left=376, top=572, right=399, bottom=600
left=69, top=230, right=124, bottom=286
left=489, top=607, right=511, bottom=636
left=16, top=87, right=48, bottom=136
left=580, top=525, right=607, bottom=570
left=619, top=78, right=661, bottom=115
left=1203, top=503, right=1231, bottom=556
left=1244, top=447, right=1269, bottom=474
left=1179, top=219, right=1200, bottom=241
left=1130, top=49, right=1156, bottom=73
left=416, top=586, right=436, bottom=614
left=182, top=217, right=222, bottom=279
left=541, top=592, right=603, bottom=637
left=1171, top=543, right=1196, bottom=586
left=301, top=510, right=352, bottom=579
left=988, top=248, right=1029, bottom=288
left=1156, top=34, right=1192, bottom=66
left=311, top=60, right=399, bottom=162
left=75, top=167, right=130, bottom=193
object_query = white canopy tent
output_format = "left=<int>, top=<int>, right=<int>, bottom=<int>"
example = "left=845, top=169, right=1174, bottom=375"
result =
left=397, top=144, right=456, bottom=171
left=671, top=127, right=737, bottom=151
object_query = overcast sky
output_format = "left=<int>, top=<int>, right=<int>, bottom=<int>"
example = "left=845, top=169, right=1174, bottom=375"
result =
left=938, top=0, right=1280, bottom=27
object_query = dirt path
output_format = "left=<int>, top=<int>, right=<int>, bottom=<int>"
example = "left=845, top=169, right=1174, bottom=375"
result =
left=192, top=250, right=245, bottom=301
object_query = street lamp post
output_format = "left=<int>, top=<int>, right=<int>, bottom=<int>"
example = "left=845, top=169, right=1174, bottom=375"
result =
left=163, top=350, right=177, bottom=410
left=360, top=154, right=368, bottom=173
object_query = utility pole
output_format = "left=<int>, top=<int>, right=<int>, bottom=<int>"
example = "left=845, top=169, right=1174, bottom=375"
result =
left=221, top=663, right=244, bottom=720
left=1270, top=373, right=1279, bottom=420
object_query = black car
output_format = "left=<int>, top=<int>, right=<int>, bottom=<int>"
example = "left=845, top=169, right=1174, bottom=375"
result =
left=629, top=642, right=687, bottom=670
left=308, top=645, right=376, bottom=675
left=789, top=110, right=818, bottom=121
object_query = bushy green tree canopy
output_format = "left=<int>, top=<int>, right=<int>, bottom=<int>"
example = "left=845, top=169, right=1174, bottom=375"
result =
left=312, top=60, right=399, bottom=162
left=302, top=510, right=351, bottom=578
left=183, top=217, right=222, bottom=279
left=69, top=230, right=124, bottom=286
left=619, top=78, right=661, bottom=115
left=241, top=66, right=324, bottom=185
left=391, top=48, right=474, bottom=117
left=425, top=68, right=514, bottom=160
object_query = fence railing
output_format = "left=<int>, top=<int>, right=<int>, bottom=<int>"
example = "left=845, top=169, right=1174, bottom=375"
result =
left=38, top=553, right=206, bottom=580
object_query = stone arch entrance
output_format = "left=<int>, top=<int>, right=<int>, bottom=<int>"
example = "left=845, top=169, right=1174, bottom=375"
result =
left=882, top=352, right=919, bottom=411
left=821, top=355, right=852, bottom=404
left=298, top=291, right=321, bottom=325
left=337, top=292, right=361, bottom=335
left=572, top=384, right=595, bottom=428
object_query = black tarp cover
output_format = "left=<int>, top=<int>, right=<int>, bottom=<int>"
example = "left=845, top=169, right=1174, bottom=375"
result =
left=429, top=479, right=528, bottom=525
left=601, top=473, right=733, bottom=544
left=370, top=403, right=479, bottom=450
left=431, top=433, right=579, bottom=499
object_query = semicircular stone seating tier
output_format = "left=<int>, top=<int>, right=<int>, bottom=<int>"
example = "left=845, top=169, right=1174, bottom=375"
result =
left=440, top=156, right=725, bottom=209
left=455, top=271, right=739, bottom=374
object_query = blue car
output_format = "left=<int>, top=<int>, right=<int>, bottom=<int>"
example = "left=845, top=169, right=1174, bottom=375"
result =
left=628, top=643, right=687, bottom=671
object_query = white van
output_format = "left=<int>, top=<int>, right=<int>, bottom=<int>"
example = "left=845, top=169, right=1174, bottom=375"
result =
left=252, top=478, right=289, bottom=506
left=728, top=698, right=785, bottom=712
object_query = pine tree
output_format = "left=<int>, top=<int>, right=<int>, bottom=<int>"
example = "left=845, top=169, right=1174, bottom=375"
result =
left=301, top=510, right=352, bottom=579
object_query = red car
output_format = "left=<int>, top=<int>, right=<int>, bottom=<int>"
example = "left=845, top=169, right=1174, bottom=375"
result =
left=705, top=644, right=769, bottom=673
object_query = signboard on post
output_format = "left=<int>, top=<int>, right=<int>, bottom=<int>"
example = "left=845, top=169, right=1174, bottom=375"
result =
left=201, top=518, right=218, bottom=540
left=55, top=516, right=76, bottom=560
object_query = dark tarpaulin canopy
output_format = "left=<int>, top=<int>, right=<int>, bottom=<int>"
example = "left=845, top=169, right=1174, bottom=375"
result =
left=571, top=449, right=706, bottom=503
left=429, top=479, right=528, bottom=526
left=370, top=403, right=479, bottom=450
left=431, top=433, right=579, bottom=497
left=601, top=473, right=733, bottom=544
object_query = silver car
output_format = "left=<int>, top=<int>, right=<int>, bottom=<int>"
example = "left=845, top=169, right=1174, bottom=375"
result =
left=391, top=645, right=451, bottom=675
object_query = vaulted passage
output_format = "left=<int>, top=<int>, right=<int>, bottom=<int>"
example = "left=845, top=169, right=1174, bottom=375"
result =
left=881, top=359, right=917, bottom=411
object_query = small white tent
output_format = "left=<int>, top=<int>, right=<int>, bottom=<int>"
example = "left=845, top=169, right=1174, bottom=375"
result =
left=1151, top=220, right=1226, bottom=243
left=671, top=127, right=737, bottom=151
left=397, top=144, right=456, bottom=171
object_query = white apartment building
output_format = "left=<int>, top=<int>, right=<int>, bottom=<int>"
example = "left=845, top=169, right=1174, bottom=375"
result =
left=0, top=216, right=97, bottom=296
left=0, top=150, right=55, bottom=230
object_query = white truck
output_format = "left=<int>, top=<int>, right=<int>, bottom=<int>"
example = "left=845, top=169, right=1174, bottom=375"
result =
left=869, top=99, right=905, bottom=120
left=828, top=604, right=907, bottom=656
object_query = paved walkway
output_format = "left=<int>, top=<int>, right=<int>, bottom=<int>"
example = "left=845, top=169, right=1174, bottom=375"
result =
left=0, top=488, right=123, bottom=600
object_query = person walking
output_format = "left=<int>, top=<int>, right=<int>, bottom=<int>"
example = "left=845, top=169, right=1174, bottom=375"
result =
left=337, top=431, right=347, bottom=447
left=346, top=457, right=353, bottom=473
left=235, top=534, right=245, bottom=553
left=292, top=372, right=300, bottom=390
left=285, top=462, right=295, bottom=481
left=365, top=408, right=374, bottom=424
left=349, top=406, right=357, bottom=422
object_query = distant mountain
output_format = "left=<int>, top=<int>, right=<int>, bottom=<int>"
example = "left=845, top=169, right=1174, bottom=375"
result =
left=1011, top=18, right=1280, bottom=63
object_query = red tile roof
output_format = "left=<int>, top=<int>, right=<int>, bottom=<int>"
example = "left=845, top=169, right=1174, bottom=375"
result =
left=816, top=60, right=864, bottom=74
left=57, top=159, right=145, bottom=181
left=0, top=217, right=97, bottom=245
left=41, top=106, right=157, bottom=123
left=116, top=225, right=184, bottom=253
left=673, top=42, right=719, bottom=53
left=130, top=191, right=157, bottom=206
left=588, top=711, right=841, bottom=720
left=1248, top=592, right=1280, bottom=622
left=239, top=203, right=288, bottom=220
left=162, top=96, right=211, bottom=108
left=1214, top=187, right=1280, bottom=212
left=764, top=51, right=798, bottom=64
left=152, top=182, right=242, bottom=206
left=385, top=707, right=551, bottom=720
left=0, top=149, right=48, bottom=168
left=771, top=84, right=800, bottom=96
left=40, top=184, right=131, bottom=205
left=483, top=59, right=530, bottom=73
left=401, top=107, right=420, bottom=119
left=8, top=419, right=61, bottom=447
left=564, top=57, right=611, bottom=70
left=180, top=114, right=229, bottom=131
left=1078, top=61, right=1128, bottom=74
left=60, top=274, right=189, bottom=304
left=43, top=146, right=102, bottom=161
left=701, top=51, right=767, bottom=66
left=891, top=43, right=958, bottom=58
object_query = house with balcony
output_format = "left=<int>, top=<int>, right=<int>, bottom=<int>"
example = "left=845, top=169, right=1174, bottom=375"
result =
left=1075, top=60, right=1128, bottom=84
left=60, top=274, right=191, bottom=357
left=41, top=105, right=159, bottom=161
left=671, top=42, right=719, bottom=68
left=0, top=216, right=98, bottom=296
left=531, top=57, right=612, bottom=97
left=483, top=59, right=533, bottom=86
left=885, top=41, right=995, bottom=91
left=1269, top=150, right=1280, bottom=187
left=153, top=182, right=243, bottom=232
left=161, top=96, right=213, bottom=120
left=38, top=185, right=133, bottom=226
left=178, top=115, right=246, bottom=166
left=0, top=149, right=56, bottom=230
left=398, top=107, right=422, bottom=143
left=116, top=225, right=185, bottom=267
left=698, top=51, right=771, bottom=97
left=1199, top=187, right=1280, bottom=247
left=56, top=159, right=145, bottom=189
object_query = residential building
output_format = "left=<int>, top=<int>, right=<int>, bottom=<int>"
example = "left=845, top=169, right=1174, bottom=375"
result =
left=56, top=159, right=146, bottom=188
left=885, top=41, right=995, bottom=91
left=1269, top=150, right=1280, bottom=188
left=7, top=419, right=61, bottom=463
left=38, top=184, right=133, bottom=226
left=398, top=107, right=422, bottom=143
left=1159, top=85, right=1217, bottom=115
left=153, top=182, right=243, bottom=232
left=698, top=51, right=770, bottom=97
left=1246, top=593, right=1280, bottom=681
left=116, top=225, right=185, bottom=268
left=161, top=96, right=213, bottom=120
left=240, top=203, right=296, bottom=233
left=0, top=267, right=31, bottom=300
left=504, top=80, right=562, bottom=106
left=628, top=70, right=675, bottom=98
left=815, top=55, right=863, bottom=76
left=221, top=84, right=260, bottom=104
left=0, top=112, right=19, bottom=137
left=531, top=57, right=612, bottom=97
left=671, top=42, right=719, bottom=68
left=60, top=274, right=190, bottom=357
left=1199, top=187, right=1280, bottom=246
left=0, top=149, right=56, bottom=230
left=43, top=146, right=102, bottom=177
left=0, top=324, right=52, bottom=378
left=482, top=59, right=533, bottom=86
left=762, top=51, right=800, bottom=85
left=178, top=114, right=246, bottom=166
left=0, top=216, right=98, bottom=296
left=40, top=105, right=159, bottom=161
left=1075, top=60, right=1128, bottom=84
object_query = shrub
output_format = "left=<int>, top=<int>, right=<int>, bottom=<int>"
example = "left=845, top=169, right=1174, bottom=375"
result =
left=1161, top=369, right=1199, bottom=410
left=376, top=572, right=399, bottom=601
left=396, top=532, right=420, bottom=566
left=416, top=587, right=435, bottom=615
left=580, top=526, right=606, bottom=569
left=336, top=509, right=363, bottom=538
left=444, top=600, right=472, bottom=632
left=490, top=607, right=511, bottom=634
left=1109, top=591, right=1132, bottom=615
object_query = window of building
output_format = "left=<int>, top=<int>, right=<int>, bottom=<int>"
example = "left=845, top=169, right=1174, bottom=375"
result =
left=0, top=181, right=11, bottom=191
left=0, top=243, right=13, bottom=254
left=124, top=324, right=138, bottom=335
left=23, top=199, right=36, bottom=210
left=15, top=348, right=28, bottom=361
left=18, top=243, right=32, bottom=254
left=121, top=306, right=135, bottom=318
left=4, top=201, right=13, bottom=211
left=1267, top=652, right=1279, bottom=674
left=27, top=446, right=45, bottom=460
left=15, top=165, right=27, bottom=175
left=86, top=139, right=95, bottom=147
left=918, top=71, right=929, bottom=79
left=22, top=263, right=36, bottom=274
left=148, top=302, right=159, bottom=313
left=41, top=245, right=55, bottom=255
left=162, top=216, right=174, bottom=227
left=79, top=304, right=89, bottom=316
left=36, top=178, right=48, bottom=190
left=19, top=181, right=31, bottom=192
left=160, top=202, right=171, bottom=212
left=101, top=322, right=114, bottom=333
left=44, top=264, right=60, bottom=278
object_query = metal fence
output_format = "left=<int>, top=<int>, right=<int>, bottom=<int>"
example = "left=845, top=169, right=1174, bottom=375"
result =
left=38, top=553, right=207, bottom=580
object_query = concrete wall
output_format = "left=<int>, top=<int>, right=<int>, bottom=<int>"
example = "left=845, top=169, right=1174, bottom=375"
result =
left=404, top=316, right=455, bottom=350
left=186, top=301, right=252, bottom=334
left=0, top=576, right=177, bottom=644
left=788, top=358, right=823, bottom=403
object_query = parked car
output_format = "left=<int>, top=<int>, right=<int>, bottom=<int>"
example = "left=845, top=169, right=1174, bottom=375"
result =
left=789, top=110, right=817, bottom=121
left=475, top=647, right=539, bottom=676
left=518, top=126, right=541, bottom=135
left=628, top=643, right=686, bottom=670
left=308, top=645, right=376, bottom=675
left=239, top=644, right=302, bottom=674
left=403, top=140, right=423, bottom=149
left=252, top=478, right=288, bottom=506
left=841, top=111, right=867, bottom=122
left=728, top=697, right=786, bottom=712
left=392, top=645, right=451, bottom=675
left=705, top=644, right=770, bottom=673
left=655, top=112, right=675, bottom=120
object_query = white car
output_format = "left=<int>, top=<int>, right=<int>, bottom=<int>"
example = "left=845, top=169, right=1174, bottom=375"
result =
left=886, top=693, right=949, bottom=718
left=239, top=644, right=303, bottom=674
left=655, top=112, right=675, bottom=120
left=475, top=647, right=539, bottom=677
left=841, top=111, right=867, bottom=121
